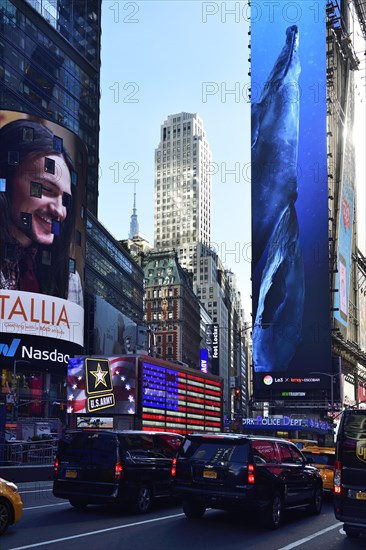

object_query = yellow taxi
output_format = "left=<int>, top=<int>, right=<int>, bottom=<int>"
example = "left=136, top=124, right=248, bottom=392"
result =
left=0, top=477, right=23, bottom=535
left=301, top=446, right=335, bottom=492
left=289, top=439, right=318, bottom=450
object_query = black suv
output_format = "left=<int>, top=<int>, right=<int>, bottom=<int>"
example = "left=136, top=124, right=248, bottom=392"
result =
left=172, top=433, right=323, bottom=528
left=53, top=429, right=183, bottom=513
left=334, top=409, right=366, bottom=538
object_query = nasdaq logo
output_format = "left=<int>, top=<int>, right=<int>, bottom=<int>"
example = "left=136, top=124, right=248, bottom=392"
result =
left=0, top=338, right=21, bottom=357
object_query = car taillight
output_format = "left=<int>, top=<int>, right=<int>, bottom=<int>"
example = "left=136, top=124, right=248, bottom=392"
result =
left=248, top=463, right=255, bottom=484
left=115, top=462, right=123, bottom=480
left=171, top=457, right=177, bottom=477
left=53, top=457, right=59, bottom=476
left=334, top=460, right=342, bottom=494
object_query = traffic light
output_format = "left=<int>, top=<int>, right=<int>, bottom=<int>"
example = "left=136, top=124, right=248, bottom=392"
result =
left=234, top=388, right=240, bottom=400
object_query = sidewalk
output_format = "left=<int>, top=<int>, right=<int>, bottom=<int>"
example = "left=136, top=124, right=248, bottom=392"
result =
left=0, top=464, right=53, bottom=483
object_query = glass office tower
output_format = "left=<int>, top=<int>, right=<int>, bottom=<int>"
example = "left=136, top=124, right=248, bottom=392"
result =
left=0, top=0, right=101, bottom=214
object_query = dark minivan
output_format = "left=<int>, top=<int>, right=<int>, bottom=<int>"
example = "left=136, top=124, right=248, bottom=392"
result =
left=53, top=429, right=183, bottom=513
left=172, top=433, right=323, bottom=528
left=334, top=409, right=366, bottom=538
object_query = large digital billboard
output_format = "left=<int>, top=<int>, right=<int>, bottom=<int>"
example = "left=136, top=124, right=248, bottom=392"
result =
left=67, top=356, right=138, bottom=415
left=251, top=2, right=332, bottom=394
left=333, top=74, right=356, bottom=335
left=93, top=295, right=147, bottom=355
left=0, top=111, right=86, bottom=367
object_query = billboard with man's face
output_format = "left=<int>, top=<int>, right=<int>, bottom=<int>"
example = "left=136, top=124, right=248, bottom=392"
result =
left=0, top=111, right=87, bottom=366
left=251, top=3, right=332, bottom=394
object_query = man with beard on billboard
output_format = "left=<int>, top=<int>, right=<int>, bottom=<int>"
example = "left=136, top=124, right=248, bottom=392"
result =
left=0, top=119, right=83, bottom=306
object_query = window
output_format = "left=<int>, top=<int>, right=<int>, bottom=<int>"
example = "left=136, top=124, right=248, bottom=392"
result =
left=278, top=443, right=294, bottom=463
left=290, top=445, right=305, bottom=464
left=251, top=440, right=277, bottom=463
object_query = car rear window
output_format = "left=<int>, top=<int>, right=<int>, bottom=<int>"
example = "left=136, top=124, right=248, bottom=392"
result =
left=179, top=437, right=249, bottom=464
left=58, top=432, right=118, bottom=464
left=303, top=452, right=335, bottom=466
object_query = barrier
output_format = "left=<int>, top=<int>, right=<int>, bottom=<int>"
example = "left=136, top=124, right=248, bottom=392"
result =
left=0, top=440, right=57, bottom=466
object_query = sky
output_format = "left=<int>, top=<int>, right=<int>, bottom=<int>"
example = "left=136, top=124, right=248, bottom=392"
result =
left=98, top=1, right=366, bottom=321
left=97, top=1, right=252, bottom=317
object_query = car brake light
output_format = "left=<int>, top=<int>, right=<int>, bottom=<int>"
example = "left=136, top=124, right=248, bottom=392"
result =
left=333, top=460, right=341, bottom=494
left=53, top=457, right=59, bottom=476
left=248, top=463, right=255, bottom=484
left=171, top=457, right=177, bottom=477
left=115, top=462, right=123, bottom=480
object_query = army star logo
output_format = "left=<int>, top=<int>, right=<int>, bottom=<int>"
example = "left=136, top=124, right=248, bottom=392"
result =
left=90, top=363, right=108, bottom=388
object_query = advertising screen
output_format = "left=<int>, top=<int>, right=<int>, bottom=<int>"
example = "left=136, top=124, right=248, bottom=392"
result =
left=67, top=356, right=138, bottom=415
left=141, top=360, right=223, bottom=434
left=333, top=75, right=356, bottom=335
left=251, top=3, right=331, bottom=394
left=93, top=295, right=147, bottom=355
left=0, top=111, right=86, bottom=366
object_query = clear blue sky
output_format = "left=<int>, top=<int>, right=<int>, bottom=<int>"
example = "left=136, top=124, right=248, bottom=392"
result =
left=98, top=1, right=252, bottom=317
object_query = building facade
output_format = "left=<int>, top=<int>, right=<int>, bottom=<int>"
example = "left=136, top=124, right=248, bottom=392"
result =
left=0, top=0, right=102, bottom=437
left=154, top=112, right=212, bottom=283
left=0, top=0, right=101, bottom=215
left=144, top=249, right=201, bottom=369
left=84, top=211, right=146, bottom=355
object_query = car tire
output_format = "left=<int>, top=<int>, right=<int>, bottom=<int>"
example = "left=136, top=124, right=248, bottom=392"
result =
left=182, top=499, right=206, bottom=519
left=265, top=492, right=283, bottom=529
left=134, top=485, right=152, bottom=514
left=0, top=498, right=12, bottom=535
left=344, top=525, right=360, bottom=538
left=69, top=498, right=88, bottom=509
left=308, top=485, right=323, bottom=515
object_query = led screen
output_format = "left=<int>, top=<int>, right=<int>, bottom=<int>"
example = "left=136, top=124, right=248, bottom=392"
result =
left=251, top=2, right=331, bottom=394
left=67, top=356, right=137, bottom=415
left=0, top=111, right=86, bottom=367
left=142, top=361, right=223, bottom=434
left=333, top=74, right=356, bottom=334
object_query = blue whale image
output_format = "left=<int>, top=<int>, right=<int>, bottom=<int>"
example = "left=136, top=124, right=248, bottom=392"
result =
left=252, top=25, right=301, bottom=269
left=253, top=202, right=305, bottom=372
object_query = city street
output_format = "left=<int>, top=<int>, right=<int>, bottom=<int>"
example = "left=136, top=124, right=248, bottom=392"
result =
left=1, top=483, right=364, bottom=550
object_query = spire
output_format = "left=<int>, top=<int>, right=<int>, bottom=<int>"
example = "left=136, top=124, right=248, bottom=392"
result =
left=129, top=184, right=140, bottom=238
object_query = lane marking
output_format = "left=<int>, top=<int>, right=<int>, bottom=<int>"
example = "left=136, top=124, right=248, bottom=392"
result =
left=23, top=503, right=69, bottom=511
left=21, top=489, right=53, bottom=494
left=8, top=512, right=185, bottom=549
left=278, top=523, right=340, bottom=549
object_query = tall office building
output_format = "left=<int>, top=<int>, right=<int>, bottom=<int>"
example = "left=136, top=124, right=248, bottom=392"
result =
left=0, top=0, right=101, bottom=432
left=154, top=112, right=212, bottom=283
left=154, top=112, right=247, bottom=418
left=0, top=0, right=101, bottom=215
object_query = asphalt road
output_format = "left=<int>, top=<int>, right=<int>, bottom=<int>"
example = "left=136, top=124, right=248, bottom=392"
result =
left=2, top=483, right=365, bottom=550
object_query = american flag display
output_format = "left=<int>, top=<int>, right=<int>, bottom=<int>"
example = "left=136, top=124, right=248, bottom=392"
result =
left=141, top=360, right=223, bottom=434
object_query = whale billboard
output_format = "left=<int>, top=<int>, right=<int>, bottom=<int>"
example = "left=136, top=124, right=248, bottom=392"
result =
left=251, top=2, right=332, bottom=395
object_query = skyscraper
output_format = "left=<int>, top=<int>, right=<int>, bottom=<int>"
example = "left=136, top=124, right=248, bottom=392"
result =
left=0, top=0, right=101, bottom=215
left=154, top=112, right=212, bottom=283
left=154, top=112, right=247, bottom=417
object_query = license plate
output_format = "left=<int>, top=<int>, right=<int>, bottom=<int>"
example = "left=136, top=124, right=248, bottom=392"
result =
left=356, top=492, right=366, bottom=500
left=65, top=470, right=77, bottom=479
left=203, top=470, right=217, bottom=479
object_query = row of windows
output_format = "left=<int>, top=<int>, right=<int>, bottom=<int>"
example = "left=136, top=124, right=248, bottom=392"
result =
left=85, top=246, right=143, bottom=313
left=2, top=5, right=98, bottom=92
left=86, top=218, right=138, bottom=278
